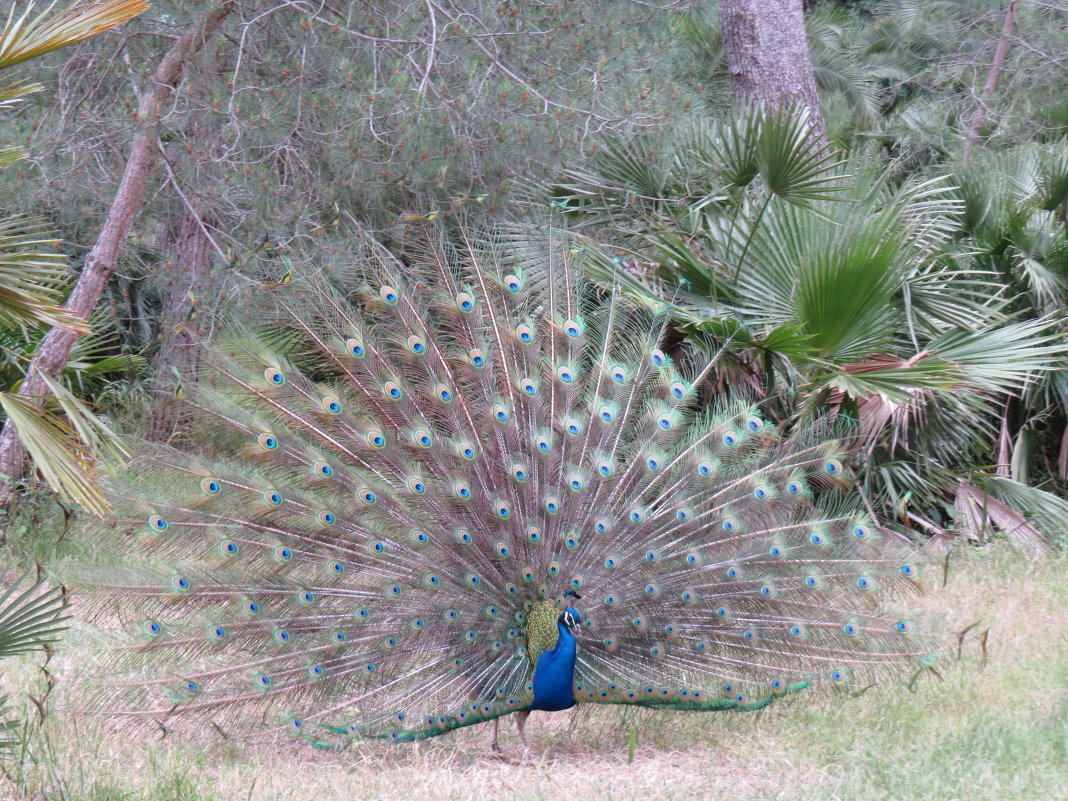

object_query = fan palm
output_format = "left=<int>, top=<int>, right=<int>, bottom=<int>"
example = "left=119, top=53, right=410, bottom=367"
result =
left=0, top=567, right=68, bottom=753
left=951, top=142, right=1068, bottom=508
left=545, top=107, right=1067, bottom=548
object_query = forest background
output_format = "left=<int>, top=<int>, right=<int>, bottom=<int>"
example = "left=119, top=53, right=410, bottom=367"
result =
left=0, top=1, right=1065, bottom=799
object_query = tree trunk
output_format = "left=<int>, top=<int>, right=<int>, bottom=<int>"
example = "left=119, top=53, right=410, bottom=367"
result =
left=146, top=126, right=217, bottom=443
left=719, top=0, right=826, bottom=138
left=144, top=206, right=214, bottom=444
left=0, top=3, right=233, bottom=512
left=963, top=0, right=1019, bottom=160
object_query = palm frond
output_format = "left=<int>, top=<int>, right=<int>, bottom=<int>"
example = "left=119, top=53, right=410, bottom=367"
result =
left=37, top=370, right=128, bottom=463
left=823, top=356, right=962, bottom=404
left=929, top=318, right=1063, bottom=394
left=0, top=695, right=19, bottom=753
left=0, top=216, right=89, bottom=333
left=1034, top=142, right=1068, bottom=212
left=0, top=373, right=124, bottom=514
left=955, top=479, right=1055, bottom=553
left=0, top=0, right=148, bottom=70
left=721, top=107, right=850, bottom=206
left=0, top=144, right=28, bottom=167
left=0, top=568, right=68, bottom=660
left=0, top=79, right=41, bottom=112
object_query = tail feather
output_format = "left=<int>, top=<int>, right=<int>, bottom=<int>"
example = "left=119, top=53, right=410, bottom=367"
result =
left=89, top=222, right=935, bottom=745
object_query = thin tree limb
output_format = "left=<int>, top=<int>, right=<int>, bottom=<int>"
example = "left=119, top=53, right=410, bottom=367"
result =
left=963, top=0, right=1019, bottom=159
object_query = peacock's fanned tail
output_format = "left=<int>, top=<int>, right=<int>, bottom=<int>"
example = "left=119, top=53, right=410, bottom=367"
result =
left=91, top=224, right=934, bottom=746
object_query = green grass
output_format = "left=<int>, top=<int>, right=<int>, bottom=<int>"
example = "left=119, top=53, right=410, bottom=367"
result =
left=0, top=510, right=1065, bottom=800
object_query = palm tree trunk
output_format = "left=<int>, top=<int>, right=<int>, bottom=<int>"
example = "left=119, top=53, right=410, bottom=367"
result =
left=0, top=3, right=233, bottom=517
left=719, top=0, right=826, bottom=139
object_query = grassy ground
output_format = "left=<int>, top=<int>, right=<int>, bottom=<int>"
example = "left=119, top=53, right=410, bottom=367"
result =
left=0, top=522, right=1065, bottom=800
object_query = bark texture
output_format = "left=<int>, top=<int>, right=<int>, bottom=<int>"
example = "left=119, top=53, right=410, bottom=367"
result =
left=719, top=0, right=825, bottom=138
left=145, top=126, right=217, bottom=443
left=963, top=0, right=1019, bottom=159
left=0, top=3, right=233, bottom=510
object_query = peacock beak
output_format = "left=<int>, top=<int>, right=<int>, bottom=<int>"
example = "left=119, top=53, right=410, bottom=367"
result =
left=563, top=608, right=582, bottom=630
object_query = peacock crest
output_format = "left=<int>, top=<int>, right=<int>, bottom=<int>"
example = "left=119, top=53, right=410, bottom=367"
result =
left=91, top=223, right=935, bottom=747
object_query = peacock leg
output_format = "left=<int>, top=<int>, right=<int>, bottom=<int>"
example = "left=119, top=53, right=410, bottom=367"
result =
left=490, top=717, right=502, bottom=753
left=515, top=710, right=531, bottom=751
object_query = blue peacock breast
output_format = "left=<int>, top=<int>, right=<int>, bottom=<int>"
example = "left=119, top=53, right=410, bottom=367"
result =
left=531, top=621, right=578, bottom=711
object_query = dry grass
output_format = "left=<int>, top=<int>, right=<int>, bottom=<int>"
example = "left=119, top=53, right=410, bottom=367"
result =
left=0, top=542, right=1066, bottom=801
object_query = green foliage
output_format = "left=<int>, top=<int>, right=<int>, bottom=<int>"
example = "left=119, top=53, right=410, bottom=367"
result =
left=0, top=1, right=147, bottom=70
left=677, top=2, right=1068, bottom=166
left=0, top=566, right=68, bottom=763
left=549, top=105, right=1068, bottom=547
left=0, top=568, right=66, bottom=660
left=0, top=0, right=1066, bottom=794
left=0, top=0, right=145, bottom=514
left=0, top=216, right=87, bottom=333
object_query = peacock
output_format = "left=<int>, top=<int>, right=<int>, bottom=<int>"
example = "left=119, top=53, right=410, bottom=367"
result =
left=91, top=222, right=935, bottom=752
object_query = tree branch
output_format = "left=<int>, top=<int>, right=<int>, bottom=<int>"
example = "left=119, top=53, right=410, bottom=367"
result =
left=963, top=0, right=1019, bottom=160
left=0, top=2, right=235, bottom=511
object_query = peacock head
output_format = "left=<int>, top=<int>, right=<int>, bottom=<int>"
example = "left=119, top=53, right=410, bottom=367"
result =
left=561, top=607, right=582, bottom=629
left=561, top=590, right=583, bottom=630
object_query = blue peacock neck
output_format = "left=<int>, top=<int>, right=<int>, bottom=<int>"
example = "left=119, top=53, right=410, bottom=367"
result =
left=531, top=618, right=578, bottom=712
